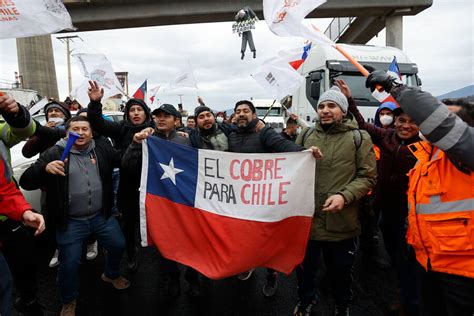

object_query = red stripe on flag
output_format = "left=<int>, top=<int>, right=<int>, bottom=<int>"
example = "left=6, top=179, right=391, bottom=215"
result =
left=289, top=59, right=304, bottom=70
left=145, top=194, right=312, bottom=279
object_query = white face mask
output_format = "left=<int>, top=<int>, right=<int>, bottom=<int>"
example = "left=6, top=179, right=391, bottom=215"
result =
left=216, top=116, right=224, bottom=124
left=49, top=117, right=64, bottom=125
left=296, top=127, right=302, bottom=134
left=379, top=114, right=394, bottom=127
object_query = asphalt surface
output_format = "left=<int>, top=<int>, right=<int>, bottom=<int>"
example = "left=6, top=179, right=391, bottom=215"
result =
left=12, top=238, right=399, bottom=316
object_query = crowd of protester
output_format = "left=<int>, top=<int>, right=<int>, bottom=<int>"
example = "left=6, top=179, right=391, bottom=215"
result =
left=0, top=71, right=472, bottom=316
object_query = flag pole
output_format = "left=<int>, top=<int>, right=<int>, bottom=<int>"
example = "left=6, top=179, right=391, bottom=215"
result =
left=262, top=99, right=277, bottom=121
left=310, top=24, right=369, bottom=78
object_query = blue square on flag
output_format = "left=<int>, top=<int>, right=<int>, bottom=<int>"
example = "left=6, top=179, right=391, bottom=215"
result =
left=145, top=136, right=198, bottom=207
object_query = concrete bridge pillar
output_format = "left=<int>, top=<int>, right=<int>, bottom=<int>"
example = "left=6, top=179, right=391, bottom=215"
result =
left=16, top=35, right=59, bottom=99
left=386, top=15, right=403, bottom=50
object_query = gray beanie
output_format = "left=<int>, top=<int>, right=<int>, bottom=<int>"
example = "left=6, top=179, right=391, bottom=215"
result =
left=317, top=86, right=348, bottom=113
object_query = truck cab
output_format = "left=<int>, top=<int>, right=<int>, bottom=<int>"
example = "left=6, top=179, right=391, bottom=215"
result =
left=252, top=99, right=285, bottom=132
left=293, top=44, right=422, bottom=124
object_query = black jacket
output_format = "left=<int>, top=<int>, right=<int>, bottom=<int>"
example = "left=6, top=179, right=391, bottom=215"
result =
left=120, top=130, right=191, bottom=212
left=189, top=124, right=230, bottom=150
left=19, top=137, right=119, bottom=230
left=87, top=99, right=154, bottom=157
left=87, top=99, right=154, bottom=213
left=228, top=119, right=303, bottom=153
left=22, top=121, right=66, bottom=158
left=348, top=97, right=419, bottom=219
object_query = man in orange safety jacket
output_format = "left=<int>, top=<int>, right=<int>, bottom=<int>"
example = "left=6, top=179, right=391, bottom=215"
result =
left=366, top=71, right=474, bottom=316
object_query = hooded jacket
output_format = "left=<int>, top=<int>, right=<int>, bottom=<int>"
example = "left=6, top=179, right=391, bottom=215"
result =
left=348, top=98, right=420, bottom=220
left=87, top=98, right=154, bottom=157
left=373, top=102, right=397, bottom=128
left=87, top=98, right=154, bottom=213
left=296, top=114, right=377, bottom=241
left=19, top=136, right=118, bottom=230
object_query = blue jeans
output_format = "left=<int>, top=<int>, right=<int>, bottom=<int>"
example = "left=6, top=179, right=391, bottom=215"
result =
left=56, top=213, right=125, bottom=304
left=0, top=251, right=12, bottom=316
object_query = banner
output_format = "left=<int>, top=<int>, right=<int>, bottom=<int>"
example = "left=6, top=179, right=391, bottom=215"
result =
left=71, top=53, right=124, bottom=107
left=140, top=137, right=315, bottom=279
left=0, top=0, right=74, bottom=39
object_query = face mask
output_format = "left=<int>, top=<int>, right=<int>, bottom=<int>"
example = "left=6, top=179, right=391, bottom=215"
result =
left=296, top=127, right=302, bottom=134
left=418, top=131, right=429, bottom=143
left=216, top=116, right=224, bottom=124
left=379, top=114, right=393, bottom=126
left=49, top=117, right=64, bottom=125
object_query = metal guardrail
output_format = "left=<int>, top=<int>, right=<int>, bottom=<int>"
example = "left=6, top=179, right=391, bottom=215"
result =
left=324, top=17, right=355, bottom=42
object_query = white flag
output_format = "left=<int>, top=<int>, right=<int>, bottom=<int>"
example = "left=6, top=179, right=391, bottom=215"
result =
left=169, top=61, right=197, bottom=90
left=251, top=56, right=304, bottom=100
left=0, top=0, right=74, bottom=39
left=149, top=85, right=161, bottom=105
left=263, top=0, right=335, bottom=47
left=71, top=53, right=124, bottom=107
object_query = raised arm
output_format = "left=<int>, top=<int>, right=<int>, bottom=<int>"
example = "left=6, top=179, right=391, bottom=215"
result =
left=86, top=80, right=122, bottom=139
left=335, top=79, right=387, bottom=146
left=367, top=71, right=474, bottom=170
left=0, top=95, right=36, bottom=147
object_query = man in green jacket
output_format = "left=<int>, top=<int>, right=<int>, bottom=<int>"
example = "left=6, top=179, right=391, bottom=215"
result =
left=294, top=86, right=377, bottom=316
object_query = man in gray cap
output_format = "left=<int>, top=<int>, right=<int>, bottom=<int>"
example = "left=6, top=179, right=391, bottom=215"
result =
left=293, top=86, right=377, bottom=316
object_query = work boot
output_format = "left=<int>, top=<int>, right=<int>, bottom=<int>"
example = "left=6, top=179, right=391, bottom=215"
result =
left=241, top=52, right=245, bottom=60
left=60, top=300, right=76, bottom=316
left=253, top=51, right=256, bottom=58
left=262, top=271, right=278, bottom=297
left=101, top=273, right=131, bottom=290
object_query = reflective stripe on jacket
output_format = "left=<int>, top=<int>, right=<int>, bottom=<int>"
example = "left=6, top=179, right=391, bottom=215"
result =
left=406, top=141, right=474, bottom=278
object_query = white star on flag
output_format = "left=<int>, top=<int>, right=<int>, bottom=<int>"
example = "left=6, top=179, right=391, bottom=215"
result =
left=159, top=158, right=183, bottom=185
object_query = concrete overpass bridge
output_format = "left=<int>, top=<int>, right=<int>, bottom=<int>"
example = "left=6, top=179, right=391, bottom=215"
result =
left=17, top=0, right=432, bottom=98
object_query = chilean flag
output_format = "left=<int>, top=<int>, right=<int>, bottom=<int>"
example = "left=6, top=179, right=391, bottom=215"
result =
left=289, top=43, right=312, bottom=70
left=132, top=80, right=147, bottom=100
left=372, top=57, right=401, bottom=106
left=140, top=137, right=315, bottom=279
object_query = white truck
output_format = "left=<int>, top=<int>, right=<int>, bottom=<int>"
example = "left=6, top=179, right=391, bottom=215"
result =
left=291, top=44, right=422, bottom=124
left=252, top=99, right=285, bottom=132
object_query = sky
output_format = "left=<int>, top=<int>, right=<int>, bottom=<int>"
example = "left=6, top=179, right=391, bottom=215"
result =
left=0, top=0, right=473, bottom=113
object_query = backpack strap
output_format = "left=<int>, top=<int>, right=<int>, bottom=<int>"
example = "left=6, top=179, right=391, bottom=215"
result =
left=302, top=127, right=315, bottom=144
left=352, top=129, right=362, bottom=151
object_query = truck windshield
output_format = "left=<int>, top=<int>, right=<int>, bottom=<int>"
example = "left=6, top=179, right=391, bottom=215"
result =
left=256, top=107, right=281, bottom=117
left=333, top=73, right=418, bottom=103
